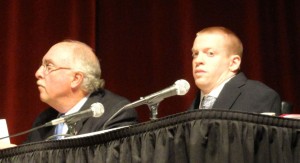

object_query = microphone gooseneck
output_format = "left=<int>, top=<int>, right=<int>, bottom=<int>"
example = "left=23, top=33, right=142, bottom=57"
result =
left=0, top=124, right=48, bottom=140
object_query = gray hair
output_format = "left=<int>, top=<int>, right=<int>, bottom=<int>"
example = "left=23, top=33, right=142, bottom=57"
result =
left=62, top=40, right=105, bottom=93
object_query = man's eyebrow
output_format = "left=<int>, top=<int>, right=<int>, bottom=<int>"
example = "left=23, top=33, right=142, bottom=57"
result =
left=42, top=59, right=54, bottom=64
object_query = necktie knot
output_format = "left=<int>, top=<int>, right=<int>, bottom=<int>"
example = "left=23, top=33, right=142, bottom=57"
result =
left=200, top=95, right=216, bottom=109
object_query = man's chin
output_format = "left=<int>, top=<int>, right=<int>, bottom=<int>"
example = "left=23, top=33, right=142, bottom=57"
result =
left=195, top=79, right=204, bottom=85
left=39, top=94, right=49, bottom=103
left=195, top=80, right=208, bottom=90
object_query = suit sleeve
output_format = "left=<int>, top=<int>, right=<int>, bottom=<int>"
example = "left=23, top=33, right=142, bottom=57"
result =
left=103, top=99, right=138, bottom=129
left=269, top=92, right=282, bottom=115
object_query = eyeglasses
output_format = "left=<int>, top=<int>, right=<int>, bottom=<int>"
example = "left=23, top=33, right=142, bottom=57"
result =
left=40, top=64, right=71, bottom=75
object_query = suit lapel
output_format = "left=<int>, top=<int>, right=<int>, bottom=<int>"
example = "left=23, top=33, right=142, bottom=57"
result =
left=72, top=90, right=104, bottom=135
left=212, top=72, right=247, bottom=110
left=190, top=92, right=201, bottom=110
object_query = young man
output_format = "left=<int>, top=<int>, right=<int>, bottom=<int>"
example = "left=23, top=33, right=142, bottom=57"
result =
left=189, top=26, right=281, bottom=114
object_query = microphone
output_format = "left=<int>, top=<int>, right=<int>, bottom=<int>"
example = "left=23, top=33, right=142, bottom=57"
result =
left=123, top=79, right=190, bottom=109
left=102, top=79, right=190, bottom=129
left=0, top=103, right=105, bottom=140
left=45, top=102, right=105, bottom=126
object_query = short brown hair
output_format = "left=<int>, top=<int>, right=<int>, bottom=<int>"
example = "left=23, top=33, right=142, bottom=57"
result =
left=197, top=26, right=243, bottom=58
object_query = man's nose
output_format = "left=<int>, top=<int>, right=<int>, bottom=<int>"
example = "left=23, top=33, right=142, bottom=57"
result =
left=35, top=65, right=44, bottom=79
left=193, top=53, right=205, bottom=63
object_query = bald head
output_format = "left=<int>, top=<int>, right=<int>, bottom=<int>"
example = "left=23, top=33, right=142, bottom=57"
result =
left=54, top=40, right=104, bottom=93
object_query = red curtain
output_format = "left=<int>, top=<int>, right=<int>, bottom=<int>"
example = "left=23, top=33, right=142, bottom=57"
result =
left=0, top=0, right=299, bottom=144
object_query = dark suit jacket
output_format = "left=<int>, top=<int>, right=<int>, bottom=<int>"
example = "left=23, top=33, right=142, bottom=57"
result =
left=25, top=89, right=138, bottom=143
left=189, top=72, right=281, bottom=115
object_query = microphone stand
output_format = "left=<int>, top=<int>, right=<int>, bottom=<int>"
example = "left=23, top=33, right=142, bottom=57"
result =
left=44, top=122, right=77, bottom=141
left=139, top=95, right=162, bottom=120
left=67, top=122, right=78, bottom=136
left=102, top=101, right=160, bottom=130
left=147, top=103, right=159, bottom=120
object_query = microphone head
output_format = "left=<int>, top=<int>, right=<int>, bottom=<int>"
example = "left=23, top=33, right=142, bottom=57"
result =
left=174, top=79, right=190, bottom=95
left=91, top=102, right=105, bottom=117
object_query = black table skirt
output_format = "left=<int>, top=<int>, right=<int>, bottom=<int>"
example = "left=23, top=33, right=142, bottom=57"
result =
left=1, top=110, right=300, bottom=163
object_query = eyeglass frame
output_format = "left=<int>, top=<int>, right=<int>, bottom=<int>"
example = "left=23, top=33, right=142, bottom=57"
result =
left=39, top=63, right=72, bottom=75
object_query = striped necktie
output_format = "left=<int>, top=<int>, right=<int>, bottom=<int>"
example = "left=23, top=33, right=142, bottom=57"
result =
left=200, top=96, right=216, bottom=109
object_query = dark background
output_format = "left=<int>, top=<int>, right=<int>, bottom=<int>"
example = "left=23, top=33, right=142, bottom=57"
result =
left=0, top=0, right=299, bottom=144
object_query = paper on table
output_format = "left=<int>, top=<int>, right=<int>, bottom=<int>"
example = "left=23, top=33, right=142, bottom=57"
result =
left=260, top=112, right=276, bottom=116
left=0, top=119, right=10, bottom=144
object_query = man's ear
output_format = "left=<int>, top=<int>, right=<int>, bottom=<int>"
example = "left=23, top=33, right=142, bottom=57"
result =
left=71, top=72, right=84, bottom=88
left=229, top=55, right=241, bottom=72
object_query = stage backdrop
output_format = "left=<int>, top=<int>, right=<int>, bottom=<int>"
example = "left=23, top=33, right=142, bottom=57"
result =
left=0, top=0, right=299, bottom=144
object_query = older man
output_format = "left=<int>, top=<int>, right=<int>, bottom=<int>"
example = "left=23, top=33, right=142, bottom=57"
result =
left=24, top=40, right=138, bottom=142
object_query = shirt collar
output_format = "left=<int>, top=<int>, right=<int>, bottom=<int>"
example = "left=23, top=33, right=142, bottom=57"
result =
left=200, top=75, right=235, bottom=100
left=64, top=93, right=91, bottom=116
